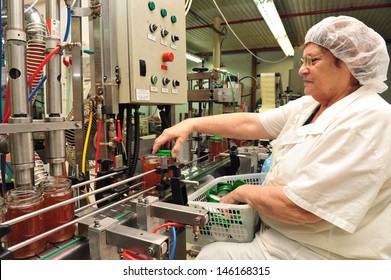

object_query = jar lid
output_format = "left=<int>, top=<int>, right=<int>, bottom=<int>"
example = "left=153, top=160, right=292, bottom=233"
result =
left=210, top=136, right=224, bottom=141
left=233, top=179, right=246, bottom=189
left=156, top=149, right=172, bottom=156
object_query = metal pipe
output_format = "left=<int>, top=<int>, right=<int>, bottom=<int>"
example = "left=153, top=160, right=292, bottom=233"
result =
left=212, top=16, right=222, bottom=71
left=7, top=0, right=35, bottom=186
left=74, top=181, right=144, bottom=214
left=70, top=171, right=122, bottom=190
left=45, top=0, right=66, bottom=177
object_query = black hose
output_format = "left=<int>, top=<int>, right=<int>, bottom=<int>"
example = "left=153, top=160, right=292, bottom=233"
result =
left=125, top=105, right=133, bottom=177
left=130, top=106, right=140, bottom=177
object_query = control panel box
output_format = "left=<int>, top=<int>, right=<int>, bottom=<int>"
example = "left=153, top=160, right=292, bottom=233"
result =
left=114, top=0, right=187, bottom=105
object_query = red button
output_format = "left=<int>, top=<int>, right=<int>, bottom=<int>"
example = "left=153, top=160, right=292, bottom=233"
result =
left=162, top=52, right=174, bottom=62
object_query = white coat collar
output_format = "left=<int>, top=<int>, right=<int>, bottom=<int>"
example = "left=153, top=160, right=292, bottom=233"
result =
left=300, top=86, right=368, bottom=133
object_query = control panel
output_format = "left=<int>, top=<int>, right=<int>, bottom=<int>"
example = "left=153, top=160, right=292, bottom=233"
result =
left=114, top=0, right=187, bottom=104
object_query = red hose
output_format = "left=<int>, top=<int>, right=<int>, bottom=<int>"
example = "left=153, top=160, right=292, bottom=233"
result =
left=28, top=45, right=61, bottom=86
left=122, top=251, right=147, bottom=260
left=152, top=222, right=185, bottom=234
left=94, top=119, right=103, bottom=173
left=2, top=45, right=61, bottom=124
left=122, top=222, right=186, bottom=260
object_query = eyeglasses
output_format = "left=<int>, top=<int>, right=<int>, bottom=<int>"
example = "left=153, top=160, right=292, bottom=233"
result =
left=300, top=55, right=323, bottom=67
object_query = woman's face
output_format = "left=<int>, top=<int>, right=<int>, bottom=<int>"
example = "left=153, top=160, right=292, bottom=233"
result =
left=298, top=43, right=358, bottom=107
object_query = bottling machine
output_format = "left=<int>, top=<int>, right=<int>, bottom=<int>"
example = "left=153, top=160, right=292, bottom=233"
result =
left=0, top=0, right=269, bottom=260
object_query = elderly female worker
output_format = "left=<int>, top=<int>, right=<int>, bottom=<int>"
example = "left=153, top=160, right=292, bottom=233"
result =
left=153, top=16, right=391, bottom=259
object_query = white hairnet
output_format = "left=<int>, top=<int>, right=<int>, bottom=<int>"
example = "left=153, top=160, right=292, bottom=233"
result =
left=304, top=16, right=389, bottom=93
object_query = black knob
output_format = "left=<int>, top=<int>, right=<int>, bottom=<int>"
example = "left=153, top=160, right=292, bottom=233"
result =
left=161, top=29, right=169, bottom=37
left=172, top=80, right=180, bottom=87
left=149, top=24, right=158, bottom=33
left=171, top=35, right=179, bottom=42
left=162, top=77, right=170, bottom=85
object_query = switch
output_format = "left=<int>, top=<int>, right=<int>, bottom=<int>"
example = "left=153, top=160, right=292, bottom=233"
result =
left=162, top=77, right=170, bottom=86
left=172, top=80, right=180, bottom=87
left=151, top=75, right=158, bottom=84
left=171, top=35, right=179, bottom=42
left=162, top=52, right=174, bottom=62
left=161, top=29, right=169, bottom=37
left=148, top=2, right=155, bottom=11
left=161, top=8, right=167, bottom=17
left=171, top=16, right=177, bottom=23
left=139, top=60, right=146, bottom=77
left=149, top=24, right=158, bottom=33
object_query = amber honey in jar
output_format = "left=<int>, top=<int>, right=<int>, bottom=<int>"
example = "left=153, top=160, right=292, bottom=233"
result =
left=156, top=149, right=174, bottom=179
left=142, top=154, right=161, bottom=190
left=0, top=196, right=5, bottom=223
left=5, top=188, right=46, bottom=259
left=209, top=136, right=227, bottom=162
left=41, top=178, right=75, bottom=243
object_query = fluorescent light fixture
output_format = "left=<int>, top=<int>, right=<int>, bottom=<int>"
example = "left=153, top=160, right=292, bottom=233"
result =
left=254, top=0, right=294, bottom=56
left=186, top=52, right=203, bottom=63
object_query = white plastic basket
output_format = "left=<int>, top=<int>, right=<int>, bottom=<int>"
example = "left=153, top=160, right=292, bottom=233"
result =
left=188, top=173, right=266, bottom=244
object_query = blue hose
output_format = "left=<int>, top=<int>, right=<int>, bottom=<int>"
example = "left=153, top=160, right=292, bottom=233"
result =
left=28, top=75, right=47, bottom=101
left=169, top=226, right=177, bottom=260
left=63, top=7, right=71, bottom=42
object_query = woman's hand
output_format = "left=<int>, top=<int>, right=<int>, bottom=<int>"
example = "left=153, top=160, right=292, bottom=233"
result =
left=219, top=188, right=243, bottom=204
left=152, top=119, right=194, bottom=157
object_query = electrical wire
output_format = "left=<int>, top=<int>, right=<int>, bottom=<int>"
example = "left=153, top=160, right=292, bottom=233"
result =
left=81, top=111, right=93, bottom=204
left=24, top=0, right=39, bottom=13
left=185, top=0, right=193, bottom=15
left=239, top=75, right=258, bottom=98
left=211, top=0, right=288, bottom=64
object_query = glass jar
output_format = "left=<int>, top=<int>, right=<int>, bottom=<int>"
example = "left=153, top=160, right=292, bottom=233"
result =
left=209, top=136, right=228, bottom=162
left=5, top=188, right=46, bottom=259
left=142, top=151, right=174, bottom=190
left=142, top=154, right=161, bottom=190
left=0, top=196, right=5, bottom=223
left=41, top=177, right=75, bottom=243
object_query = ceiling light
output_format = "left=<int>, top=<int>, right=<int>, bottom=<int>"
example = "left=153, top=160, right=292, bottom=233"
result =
left=254, top=0, right=294, bottom=56
left=186, top=52, right=203, bottom=63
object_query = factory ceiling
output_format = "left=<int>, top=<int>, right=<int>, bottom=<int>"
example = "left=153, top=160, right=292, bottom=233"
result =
left=186, top=0, right=391, bottom=57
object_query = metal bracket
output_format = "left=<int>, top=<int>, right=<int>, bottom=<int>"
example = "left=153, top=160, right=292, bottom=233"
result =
left=71, top=6, right=101, bottom=18
left=107, top=224, right=168, bottom=260
left=0, top=120, right=82, bottom=134
left=150, top=201, right=209, bottom=227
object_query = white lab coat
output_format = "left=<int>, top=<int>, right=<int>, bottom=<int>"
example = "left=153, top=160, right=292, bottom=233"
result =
left=197, top=86, right=391, bottom=260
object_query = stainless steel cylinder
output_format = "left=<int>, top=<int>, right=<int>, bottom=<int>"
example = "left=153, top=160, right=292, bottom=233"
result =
left=44, top=0, right=66, bottom=177
left=8, top=119, right=35, bottom=185
left=8, top=43, right=29, bottom=115
left=7, top=0, right=35, bottom=187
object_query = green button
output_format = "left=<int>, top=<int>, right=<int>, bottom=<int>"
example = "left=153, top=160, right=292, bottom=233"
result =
left=151, top=75, right=158, bottom=84
left=161, top=8, right=167, bottom=17
left=171, top=16, right=177, bottom=23
left=148, top=2, right=155, bottom=11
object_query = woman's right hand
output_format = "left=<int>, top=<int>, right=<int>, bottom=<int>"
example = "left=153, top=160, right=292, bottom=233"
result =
left=152, top=118, right=194, bottom=157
